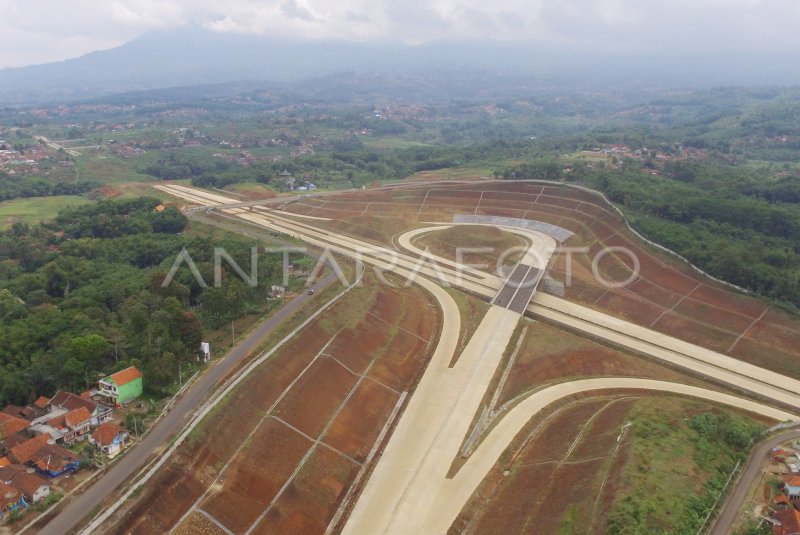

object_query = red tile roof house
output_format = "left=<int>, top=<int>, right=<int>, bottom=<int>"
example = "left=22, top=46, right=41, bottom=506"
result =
left=1, top=432, right=31, bottom=453
left=8, top=435, right=49, bottom=466
left=0, top=465, right=51, bottom=503
left=97, top=366, right=143, bottom=407
left=29, top=444, right=80, bottom=479
left=0, top=414, right=29, bottom=441
left=3, top=403, right=45, bottom=421
left=28, top=406, right=94, bottom=446
left=61, top=407, right=93, bottom=444
left=774, top=507, right=800, bottom=535
left=0, top=405, right=26, bottom=418
left=0, top=480, right=26, bottom=520
left=89, top=423, right=129, bottom=458
left=47, top=391, right=112, bottom=427
left=8, top=435, right=80, bottom=479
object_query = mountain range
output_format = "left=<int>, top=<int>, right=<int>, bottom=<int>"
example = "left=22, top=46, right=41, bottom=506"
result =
left=2, top=27, right=799, bottom=107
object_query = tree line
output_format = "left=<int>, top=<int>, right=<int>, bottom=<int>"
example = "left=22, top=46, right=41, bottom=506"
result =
left=0, top=198, right=298, bottom=405
left=0, top=171, right=98, bottom=202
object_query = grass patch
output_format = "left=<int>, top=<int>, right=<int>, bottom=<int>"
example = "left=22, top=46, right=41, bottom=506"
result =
left=318, top=276, right=376, bottom=334
left=567, top=150, right=612, bottom=162
left=605, top=397, right=765, bottom=535
left=0, top=195, right=91, bottom=229
left=75, top=153, right=153, bottom=184
left=221, top=182, right=277, bottom=198
left=362, top=137, right=434, bottom=149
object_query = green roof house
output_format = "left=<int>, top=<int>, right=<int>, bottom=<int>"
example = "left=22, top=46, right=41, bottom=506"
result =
left=98, top=366, right=143, bottom=406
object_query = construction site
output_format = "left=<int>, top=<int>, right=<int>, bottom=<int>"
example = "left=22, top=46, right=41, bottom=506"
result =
left=84, top=179, right=800, bottom=534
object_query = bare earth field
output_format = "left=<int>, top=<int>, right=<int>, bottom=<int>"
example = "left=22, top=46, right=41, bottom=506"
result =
left=104, top=275, right=439, bottom=534
left=413, top=224, right=530, bottom=272
left=494, top=318, right=710, bottom=409
left=452, top=396, right=630, bottom=534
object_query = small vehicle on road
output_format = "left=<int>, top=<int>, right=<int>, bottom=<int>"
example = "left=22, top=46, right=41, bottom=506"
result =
left=307, top=289, right=315, bottom=295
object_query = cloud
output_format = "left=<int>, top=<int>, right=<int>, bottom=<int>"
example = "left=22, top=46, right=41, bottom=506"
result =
left=280, top=0, right=318, bottom=22
left=0, top=0, right=798, bottom=68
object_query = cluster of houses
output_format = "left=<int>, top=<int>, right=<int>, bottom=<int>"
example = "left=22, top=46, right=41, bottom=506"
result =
left=0, top=367, right=142, bottom=520
left=279, top=170, right=317, bottom=191
left=770, top=474, right=800, bottom=534
left=0, top=143, right=53, bottom=175
left=767, top=445, right=800, bottom=534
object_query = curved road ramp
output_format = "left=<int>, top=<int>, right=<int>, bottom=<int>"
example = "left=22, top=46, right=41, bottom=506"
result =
left=148, top=184, right=800, bottom=535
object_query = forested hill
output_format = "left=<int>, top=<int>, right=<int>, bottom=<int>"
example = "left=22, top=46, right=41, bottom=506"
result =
left=501, top=159, right=800, bottom=311
left=0, top=198, right=287, bottom=405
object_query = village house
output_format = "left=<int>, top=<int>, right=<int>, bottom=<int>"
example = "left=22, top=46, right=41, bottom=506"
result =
left=9, top=435, right=80, bottom=479
left=97, top=366, right=143, bottom=406
left=279, top=169, right=295, bottom=189
left=1, top=431, right=30, bottom=454
left=47, top=391, right=112, bottom=426
left=773, top=507, right=800, bottom=535
left=90, top=423, right=129, bottom=458
left=28, top=406, right=94, bottom=445
left=7, top=435, right=48, bottom=467
left=0, top=480, right=25, bottom=520
left=0, top=465, right=51, bottom=503
left=63, top=407, right=92, bottom=441
left=26, top=443, right=79, bottom=479
left=0, top=414, right=29, bottom=441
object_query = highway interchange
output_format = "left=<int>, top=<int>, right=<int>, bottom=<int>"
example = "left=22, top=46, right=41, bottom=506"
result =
left=29, top=181, right=798, bottom=534
left=144, top=183, right=800, bottom=534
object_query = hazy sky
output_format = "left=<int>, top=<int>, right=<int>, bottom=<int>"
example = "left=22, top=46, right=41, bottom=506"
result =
left=1, top=0, right=798, bottom=69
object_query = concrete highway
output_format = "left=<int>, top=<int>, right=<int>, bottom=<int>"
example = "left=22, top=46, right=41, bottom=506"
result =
left=162, top=183, right=558, bottom=534
left=398, top=225, right=800, bottom=408
left=33, top=135, right=81, bottom=157
left=158, top=184, right=800, bottom=417
left=32, top=271, right=336, bottom=535
left=152, top=183, right=800, bottom=534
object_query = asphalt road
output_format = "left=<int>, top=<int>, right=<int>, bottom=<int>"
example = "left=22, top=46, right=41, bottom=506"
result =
left=33, top=272, right=336, bottom=535
left=710, top=428, right=800, bottom=535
